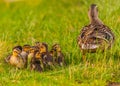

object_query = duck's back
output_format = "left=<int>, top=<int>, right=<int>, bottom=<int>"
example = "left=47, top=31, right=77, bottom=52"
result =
left=78, top=24, right=115, bottom=51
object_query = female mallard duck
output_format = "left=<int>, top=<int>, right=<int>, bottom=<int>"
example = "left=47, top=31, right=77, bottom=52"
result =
left=77, top=4, right=115, bottom=60
left=21, top=44, right=31, bottom=68
left=30, top=50, right=43, bottom=72
left=5, top=46, right=26, bottom=69
left=50, top=44, right=65, bottom=66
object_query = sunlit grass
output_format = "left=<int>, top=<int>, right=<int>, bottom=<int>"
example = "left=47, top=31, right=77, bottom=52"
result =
left=0, top=0, right=120, bottom=86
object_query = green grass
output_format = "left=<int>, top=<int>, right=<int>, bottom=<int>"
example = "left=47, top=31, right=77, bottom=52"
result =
left=0, top=0, right=120, bottom=86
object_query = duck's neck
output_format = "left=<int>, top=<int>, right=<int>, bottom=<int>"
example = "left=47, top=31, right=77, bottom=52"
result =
left=88, top=4, right=103, bottom=25
left=90, top=17, right=103, bottom=25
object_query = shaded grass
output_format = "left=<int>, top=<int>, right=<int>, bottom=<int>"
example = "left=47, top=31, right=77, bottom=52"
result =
left=0, top=0, right=120, bottom=86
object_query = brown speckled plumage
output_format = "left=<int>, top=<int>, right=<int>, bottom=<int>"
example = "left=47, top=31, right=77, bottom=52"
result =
left=77, top=4, right=115, bottom=55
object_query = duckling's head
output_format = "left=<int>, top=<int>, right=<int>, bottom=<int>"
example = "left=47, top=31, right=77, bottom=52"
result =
left=34, top=50, right=41, bottom=59
left=22, top=44, right=31, bottom=53
left=39, top=43, right=48, bottom=53
left=12, top=45, right=22, bottom=52
left=12, top=48, right=21, bottom=57
left=52, top=44, right=61, bottom=52
left=49, top=50, right=54, bottom=56
left=88, top=4, right=98, bottom=20
left=29, top=46, right=39, bottom=54
left=35, top=41, right=40, bottom=47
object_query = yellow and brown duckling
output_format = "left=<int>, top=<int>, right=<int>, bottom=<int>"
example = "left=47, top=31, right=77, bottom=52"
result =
left=21, top=44, right=31, bottom=68
left=34, top=41, right=41, bottom=47
left=28, top=46, right=39, bottom=60
left=77, top=4, right=115, bottom=61
left=39, top=43, right=53, bottom=68
left=50, top=44, right=65, bottom=66
left=5, top=46, right=26, bottom=69
left=5, top=45, right=22, bottom=63
left=30, top=50, right=43, bottom=72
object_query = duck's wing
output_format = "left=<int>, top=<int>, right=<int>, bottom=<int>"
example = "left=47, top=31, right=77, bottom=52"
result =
left=77, top=24, right=95, bottom=49
left=77, top=24, right=115, bottom=51
left=90, top=24, right=115, bottom=47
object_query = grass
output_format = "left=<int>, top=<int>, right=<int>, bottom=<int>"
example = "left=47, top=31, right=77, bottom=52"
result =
left=0, top=0, right=120, bottom=86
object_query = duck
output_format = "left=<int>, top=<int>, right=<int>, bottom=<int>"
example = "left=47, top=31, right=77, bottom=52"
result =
left=39, top=43, right=54, bottom=68
left=34, top=41, right=41, bottom=47
left=5, top=45, right=22, bottom=63
left=50, top=44, right=65, bottom=66
left=21, top=44, right=31, bottom=68
left=28, top=46, right=39, bottom=60
left=77, top=4, right=115, bottom=61
left=5, top=46, right=26, bottom=69
left=30, top=50, right=43, bottom=72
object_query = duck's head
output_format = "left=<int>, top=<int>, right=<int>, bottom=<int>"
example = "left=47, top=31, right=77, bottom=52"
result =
left=22, top=44, right=31, bottom=53
left=39, top=43, right=48, bottom=53
left=12, top=45, right=22, bottom=52
left=88, top=4, right=98, bottom=20
left=34, top=50, right=41, bottom=59
left=49, top=50, right=54, bottom=56
left=35, top=41, right=40, bottom=47
left=12, top=48, right=21, bottom=57
left=52, top=44, right=61, bottom=52
left=29, top=46, right=39, bottom=54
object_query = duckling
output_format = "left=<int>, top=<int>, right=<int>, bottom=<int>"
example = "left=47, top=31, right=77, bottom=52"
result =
left=39, top=43, right=53, bottom=68
left=34, top=41, right=41, bottom=47
left=5, top=46, right=26, bottom=69
left=5, top=45, right=22, bottom=63
left=28, top=46, right=39, bottom=60
left=30, top=50, right=43, bottom=72
left=77, top=4, right=115, bottom=61
left=21, top=44, right=31, bottom=68
left=50, top=44, right=65, bottom=66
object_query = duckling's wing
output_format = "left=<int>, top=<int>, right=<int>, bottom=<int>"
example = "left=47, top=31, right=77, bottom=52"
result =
left=58, top=53, right=65, bottom=66
left=21, top=53, right=28, bottom=68
left=4, top=54, right=12, bottom=63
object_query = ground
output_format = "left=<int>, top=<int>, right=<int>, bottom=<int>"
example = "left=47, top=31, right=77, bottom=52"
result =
left=0, top=0, right=120, bottom=86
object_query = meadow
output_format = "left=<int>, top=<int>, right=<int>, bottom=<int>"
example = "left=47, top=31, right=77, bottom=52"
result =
left=0, top=0, right=120, bottom=86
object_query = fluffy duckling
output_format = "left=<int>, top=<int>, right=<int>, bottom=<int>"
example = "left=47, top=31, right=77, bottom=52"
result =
left=5, top=45, right=22, bottom=63
left=39, top=43, right=53, bottom=68
left=50, top=44, right=65, bottom=66
left=30, top=50, right=43, bottom=72
left=21, top=44, right=31, bottom=68
left=5, top=46, right=26, bottom=69
left=77, top=4, right=115, bottom=61
left=28, top=46, right=39, bottom=60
